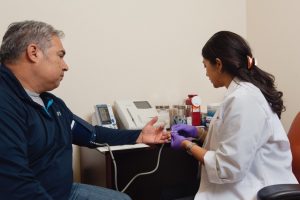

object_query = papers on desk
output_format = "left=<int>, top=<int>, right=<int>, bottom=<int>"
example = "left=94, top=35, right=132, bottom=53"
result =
left=97, top=143, right=149, bottom=152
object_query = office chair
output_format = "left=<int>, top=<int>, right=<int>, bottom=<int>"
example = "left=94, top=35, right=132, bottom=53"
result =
left=257, top=112, right=300, bottom=200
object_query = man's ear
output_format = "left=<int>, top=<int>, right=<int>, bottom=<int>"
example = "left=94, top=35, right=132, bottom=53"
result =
left=26, top=44, right=40, bottom=63
left=215, top=58, right=223, bottom=73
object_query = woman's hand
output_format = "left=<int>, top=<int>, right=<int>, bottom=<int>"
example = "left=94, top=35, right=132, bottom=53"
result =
left=171, top=124, right=198, bottom=138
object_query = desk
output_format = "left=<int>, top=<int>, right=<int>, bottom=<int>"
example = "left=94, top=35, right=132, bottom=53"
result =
left=80, top=143, right=199, bottom=200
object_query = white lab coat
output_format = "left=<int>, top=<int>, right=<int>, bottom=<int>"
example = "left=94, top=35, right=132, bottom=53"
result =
left=195, top=78, right=298, bottom=200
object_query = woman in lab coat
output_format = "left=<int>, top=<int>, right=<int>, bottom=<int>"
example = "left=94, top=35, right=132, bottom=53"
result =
left=171, top=31, right=298, bottom=200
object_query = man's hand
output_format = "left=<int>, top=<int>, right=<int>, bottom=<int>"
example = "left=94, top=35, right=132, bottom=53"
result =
left=136, top=116, right=170, bottom=144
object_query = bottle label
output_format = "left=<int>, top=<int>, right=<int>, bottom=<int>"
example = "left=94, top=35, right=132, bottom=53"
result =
left=192, top=105, right=200, bottom=112
left=186, top=116, right=192, bottom=125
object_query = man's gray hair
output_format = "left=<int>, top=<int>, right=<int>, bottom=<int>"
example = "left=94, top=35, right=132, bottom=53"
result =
left=0, top=20, right=64, bottom=63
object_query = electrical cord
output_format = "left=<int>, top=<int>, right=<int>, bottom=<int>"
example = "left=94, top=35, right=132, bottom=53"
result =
left=91, top=141, right=165, bottom=192
left=120, top=143, right=165, bottom=192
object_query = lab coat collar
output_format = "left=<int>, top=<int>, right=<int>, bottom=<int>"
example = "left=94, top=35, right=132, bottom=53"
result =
left=224, top=77, right=241, bottom=98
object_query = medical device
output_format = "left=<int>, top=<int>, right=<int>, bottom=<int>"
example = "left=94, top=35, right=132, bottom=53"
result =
left=114, top=100, right=158, bottom=129
left=92, top=104, right=118, bottom=129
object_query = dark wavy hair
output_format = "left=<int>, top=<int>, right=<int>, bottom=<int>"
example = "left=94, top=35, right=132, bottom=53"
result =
left=202, top=31, right=285, bottom=118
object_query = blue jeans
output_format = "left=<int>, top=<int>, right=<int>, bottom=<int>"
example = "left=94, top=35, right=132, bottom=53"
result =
left=68, top=183, right=132, bottom=200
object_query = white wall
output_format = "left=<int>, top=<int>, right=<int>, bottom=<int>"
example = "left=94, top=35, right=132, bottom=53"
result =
left=247, top=0, right=300, bottom=131
left=0, top=0, right=246, bottom=119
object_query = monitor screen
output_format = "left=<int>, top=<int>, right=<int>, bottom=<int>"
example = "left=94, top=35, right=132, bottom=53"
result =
left=98, top=106, right=111, bottom=124
left=134, top=101, right=152, bottom=109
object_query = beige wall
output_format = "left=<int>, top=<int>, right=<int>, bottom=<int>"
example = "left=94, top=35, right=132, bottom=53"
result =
left=0, top=0, right=247, bottom=182
left=247, top=0, right=300, bottom=131
left=0, top=0, right=246, bottom=118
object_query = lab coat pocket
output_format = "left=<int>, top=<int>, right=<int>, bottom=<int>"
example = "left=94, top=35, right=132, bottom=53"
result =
left=208, top=111, right=224, bottom=147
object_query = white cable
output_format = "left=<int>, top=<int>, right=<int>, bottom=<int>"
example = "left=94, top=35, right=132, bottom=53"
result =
left=90, top=142, right=119, bottom=190
left=92, top=142, right=165, bottom=192
left=120, top=143, right=165, bottom=192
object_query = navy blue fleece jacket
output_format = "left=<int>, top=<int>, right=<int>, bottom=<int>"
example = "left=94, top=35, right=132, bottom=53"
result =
left=0, top=64, right=140, bottom=200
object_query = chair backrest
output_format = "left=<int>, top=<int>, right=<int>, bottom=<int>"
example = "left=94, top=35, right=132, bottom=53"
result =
left=288, top=112, right=300, bottom=182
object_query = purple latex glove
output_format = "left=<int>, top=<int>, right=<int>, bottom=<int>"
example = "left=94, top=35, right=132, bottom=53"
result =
left=171, top=131, right=189, bottom=149
left=171, top=124, right=198, bottom=138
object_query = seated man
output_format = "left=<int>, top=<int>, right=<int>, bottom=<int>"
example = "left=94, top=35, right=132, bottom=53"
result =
left=0, top=20, right=169, bottom=200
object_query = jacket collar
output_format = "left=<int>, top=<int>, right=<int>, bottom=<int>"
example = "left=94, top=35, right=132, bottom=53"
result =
left=0, top=64, right=53, bottom=104
left=0, top=64, right=32, bottom=102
